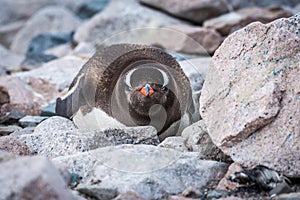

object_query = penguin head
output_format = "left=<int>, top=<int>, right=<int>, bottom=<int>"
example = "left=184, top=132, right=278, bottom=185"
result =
left=123, top=65, right=172, bottom=122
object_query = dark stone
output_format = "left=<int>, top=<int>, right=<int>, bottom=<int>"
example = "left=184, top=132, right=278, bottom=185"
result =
left=26, top=32, right=74, bottom=55
left=21, top=32, right=74, bottom=68
left=76, top=0, right=109, bottom=19
left=41, top=102, right=56, bottom=117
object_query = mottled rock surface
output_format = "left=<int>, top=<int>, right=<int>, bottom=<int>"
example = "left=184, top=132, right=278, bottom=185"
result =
left=15, top=116, right=159, bottom=158
left=11, top=6, right=81, bottom=55
left=0, top=136, right=35, bottom=155
left=0, top=156, right=79, bottom=200
left=53, top=145, right=228, bottom=200
left=200, top=15, right=300, bottom=176
left=140, top=0, right=229, bottom=24
left=204, top=6, right=292, bottom=35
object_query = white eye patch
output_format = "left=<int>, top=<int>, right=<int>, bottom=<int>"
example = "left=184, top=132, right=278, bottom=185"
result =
left=124, top=66, right=169, bottom=89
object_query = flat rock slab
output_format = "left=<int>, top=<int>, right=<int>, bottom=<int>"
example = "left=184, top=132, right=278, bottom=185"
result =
left=140, top=0, right=229, bottom=24
left=0, top=156, right=78, bottom=200
left=53, top=144, right=228, bottom=200
left=200, top=15, right=300, bottom=176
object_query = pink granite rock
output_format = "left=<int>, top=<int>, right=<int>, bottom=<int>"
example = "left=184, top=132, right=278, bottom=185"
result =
left=200, top=15, right=300, bottom=176
left=204, top=6, right=292, bottom=36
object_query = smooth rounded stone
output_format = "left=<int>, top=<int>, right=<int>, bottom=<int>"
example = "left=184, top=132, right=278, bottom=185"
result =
left=0, top=125, right=22, bottom=136
left=11, top=6, right=81, bottom=55
left=181, top=120, right=229, bottom=162
left=139, top=0, right=229, bottom=24
left=0, top=156, right=79, bottom=200
left=34, top=116, right=76, bottom=135
left=158, top=136, right=188, bottom=152
left=162, top=24, right=222, bottom=55
left=0, top=44, right=24, bottom=73
left=76, top=0, right=109, bottom=19
left=200, top=15, right=300, bottom=176
left=204, top=6, right=292, bottom=36
left=74, top=0, right=184, bottom=46
left=19, top=115, right=48, bottom=127
left=14, top=55, right=88, bottom=91
left=0, top=136, right=35, bottom=156
left=16, top=126, right=159, bottom=158
left=53, top=144, right=228, bottom=200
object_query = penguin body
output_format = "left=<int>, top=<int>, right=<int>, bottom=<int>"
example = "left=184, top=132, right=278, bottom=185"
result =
left=56, top=44, right=194, bottom=139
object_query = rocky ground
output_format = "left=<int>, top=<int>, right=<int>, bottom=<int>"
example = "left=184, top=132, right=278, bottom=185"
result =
left=0, top=0, right=299, bottom=199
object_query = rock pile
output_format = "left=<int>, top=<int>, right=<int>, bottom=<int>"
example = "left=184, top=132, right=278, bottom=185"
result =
left=0, top=0, right=299, bottom=199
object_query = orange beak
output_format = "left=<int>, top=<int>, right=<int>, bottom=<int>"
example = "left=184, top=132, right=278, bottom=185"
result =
left=140, top=84, right=154, bottom=96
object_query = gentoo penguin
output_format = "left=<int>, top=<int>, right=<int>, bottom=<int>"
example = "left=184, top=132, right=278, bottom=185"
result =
left=56, top=44, right=194, bottom=140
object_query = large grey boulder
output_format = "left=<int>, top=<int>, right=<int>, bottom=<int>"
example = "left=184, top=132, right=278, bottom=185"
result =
left=74, top=0, right=184, bottom=46
left=200, top=14, right=300, bottom=176
left=53, top=144, right=228, bottom=200
left=11, top=6, right=81, bottom=55
left=15, top=116, right=159, bottom=158
left=0, top=156, right=79, bottom=200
